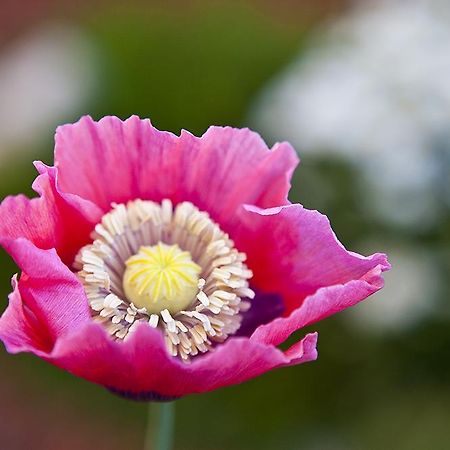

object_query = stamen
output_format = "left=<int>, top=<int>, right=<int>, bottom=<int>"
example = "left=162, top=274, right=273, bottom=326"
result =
left=75, top=199, right=254, bottom=361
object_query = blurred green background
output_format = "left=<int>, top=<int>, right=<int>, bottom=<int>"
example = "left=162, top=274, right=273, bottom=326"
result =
left=0, top=1, right=449, bottom=449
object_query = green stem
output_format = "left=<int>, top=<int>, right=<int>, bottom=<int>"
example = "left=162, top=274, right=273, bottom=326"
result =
left=144, top=401, right=175, bottom=450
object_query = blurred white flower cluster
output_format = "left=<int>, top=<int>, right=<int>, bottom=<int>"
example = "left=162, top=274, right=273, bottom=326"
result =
left=346, top=243, right=439, bottom=333
left=251, top=0, right=450, bottom=229
left=0, top=24, right=97, bottom=167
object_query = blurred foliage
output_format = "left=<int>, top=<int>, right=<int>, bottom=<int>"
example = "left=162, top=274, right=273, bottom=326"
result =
left=83, top=3, right=308, bottom=134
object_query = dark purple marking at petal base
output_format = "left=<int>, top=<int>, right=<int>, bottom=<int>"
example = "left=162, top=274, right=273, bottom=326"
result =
left=237, top=290, right=285, bottom=337
left=108, top=387, right=179, bottom=402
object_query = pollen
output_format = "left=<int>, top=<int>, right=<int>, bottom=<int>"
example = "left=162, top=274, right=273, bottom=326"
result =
left=123, top=243, right=201, bottom=314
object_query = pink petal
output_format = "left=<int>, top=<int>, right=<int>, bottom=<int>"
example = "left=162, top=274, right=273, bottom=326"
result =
left=1, top=244, right=317, bottom=397
left=0, top=163, right=101, bottom=264
left=284, top=332, right=318, bottom=366
left=251, top=264, right=387, bottom=347
left=54, top=116, right=298, bottom=230
left=234, top=204, right=390, bottom=314
left=43, top=322, right=317, bottom=397
left=0, top=275, right=52, bottom=354
left=0, top=238, right=318, bottom=396
left=0, top=238, right=91, bottom=343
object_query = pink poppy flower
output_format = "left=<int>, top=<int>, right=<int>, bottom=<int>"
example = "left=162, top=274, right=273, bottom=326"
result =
left=0, top=116, right=389, bottom=400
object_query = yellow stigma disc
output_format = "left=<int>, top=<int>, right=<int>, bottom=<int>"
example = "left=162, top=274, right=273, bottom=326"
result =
left=122, top=242, right=201, bottom=314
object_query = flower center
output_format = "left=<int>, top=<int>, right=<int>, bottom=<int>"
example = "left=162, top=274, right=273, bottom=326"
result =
left=75, top=199, right=254, bottom=360
left=123, top=243, right=201, bottom=314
